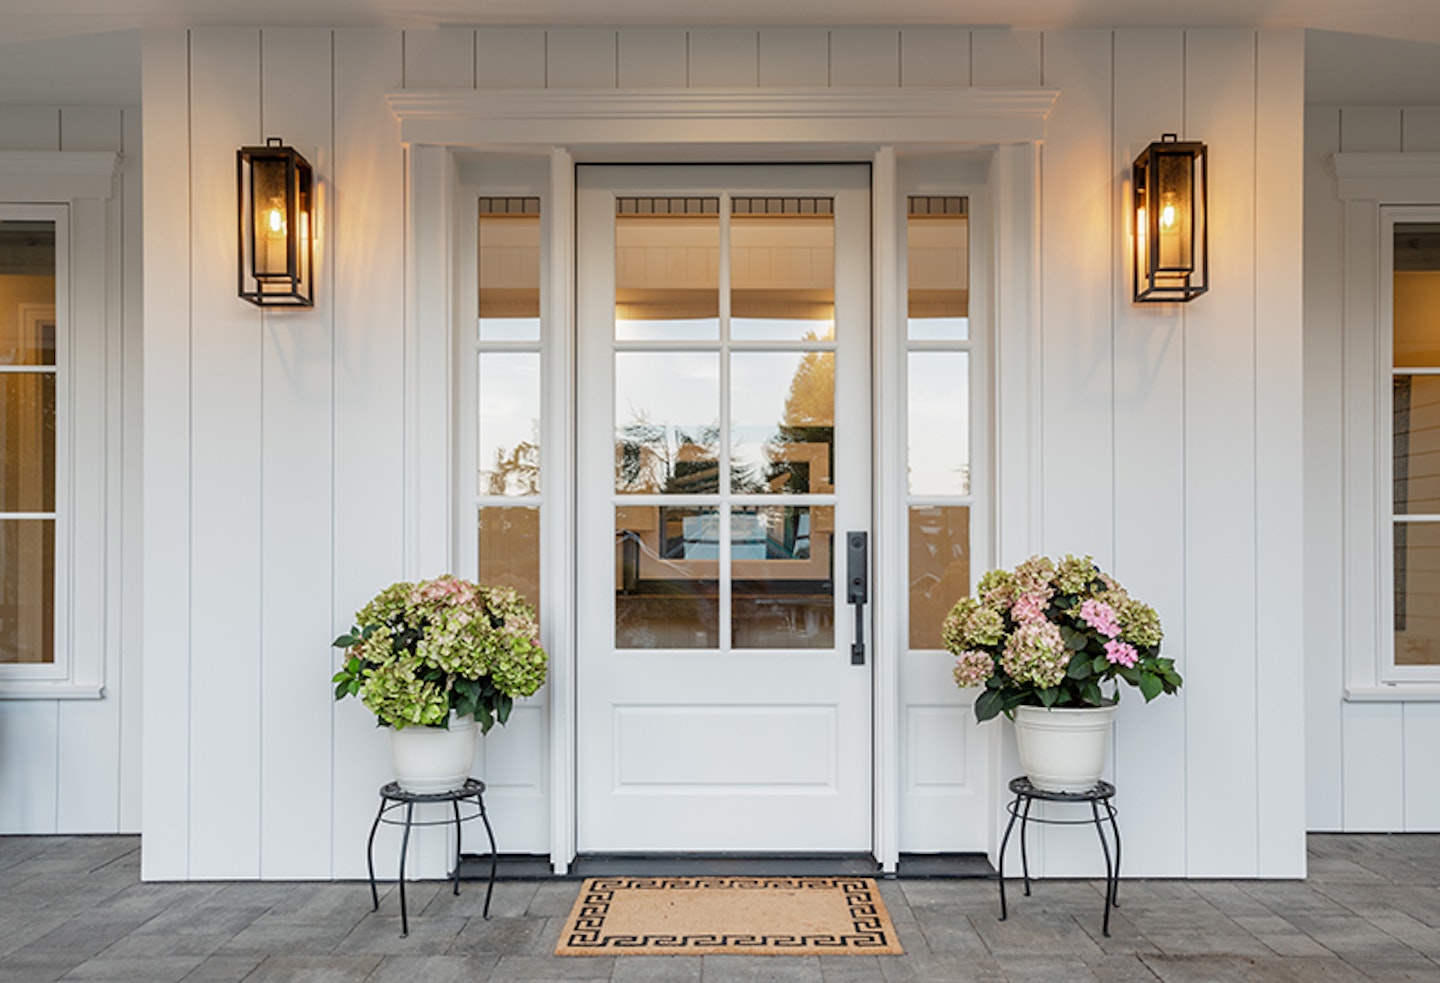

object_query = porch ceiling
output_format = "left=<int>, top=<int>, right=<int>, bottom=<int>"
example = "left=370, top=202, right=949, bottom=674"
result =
left=1, top=0, right=1440, bottom=46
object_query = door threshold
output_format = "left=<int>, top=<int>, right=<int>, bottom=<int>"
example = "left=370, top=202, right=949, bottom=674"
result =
left=459, top=852, right=994, bottom=880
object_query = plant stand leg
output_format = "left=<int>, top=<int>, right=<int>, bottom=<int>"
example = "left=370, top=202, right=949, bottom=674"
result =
left=397, top=802, right=415, bottom=938
left=997, top=792, right=1022, bottom=921
left=366, top=798, right=385, bottom=912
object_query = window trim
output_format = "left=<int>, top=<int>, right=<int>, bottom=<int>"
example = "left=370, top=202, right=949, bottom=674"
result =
left=0, top=151, right=119, bottom=700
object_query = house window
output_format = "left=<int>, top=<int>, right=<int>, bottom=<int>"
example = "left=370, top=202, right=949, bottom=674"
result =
left=476, top=197, right=542, bottom=613
left=905, top=196, right=973, bottom=650
left=1389, top=216, right=1440, bottom=678
left=0, top=210, right=61, bottom=671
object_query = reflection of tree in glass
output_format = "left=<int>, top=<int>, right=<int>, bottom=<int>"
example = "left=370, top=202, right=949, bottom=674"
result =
left=764, top=344, right=834, bottom=494
left=615, top=413, right=727, bottom=493
left=485, top=421, right=540, bottom=496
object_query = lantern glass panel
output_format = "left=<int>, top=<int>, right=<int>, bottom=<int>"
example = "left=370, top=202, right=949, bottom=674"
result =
left=1156, top=152, right=1194, bottom=272
left=250, top=156, right=291, bottom=280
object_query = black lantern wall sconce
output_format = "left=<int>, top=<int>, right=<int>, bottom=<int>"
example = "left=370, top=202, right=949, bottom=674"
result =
left=237, top=137, right=314, bottom=308
left=1132, top=133, right=1207, bottom=303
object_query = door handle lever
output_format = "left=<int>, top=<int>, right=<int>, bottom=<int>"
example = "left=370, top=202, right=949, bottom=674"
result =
left=846, top=532, right=867, bottom=665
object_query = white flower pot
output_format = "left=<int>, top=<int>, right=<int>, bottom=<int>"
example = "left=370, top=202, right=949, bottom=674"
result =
left=388, top=714, right=478, bottom=793
left=1012, top=704, right=1118, bottom=793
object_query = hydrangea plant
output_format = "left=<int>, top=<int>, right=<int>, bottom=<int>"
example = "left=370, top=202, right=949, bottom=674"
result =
left=332, top=575, right=548, bottom=732
left=944, top=555, right=1180, bottom=722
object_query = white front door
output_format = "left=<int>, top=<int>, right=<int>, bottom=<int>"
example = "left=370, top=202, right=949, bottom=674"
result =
left=576, top=165, right=872, bottom=853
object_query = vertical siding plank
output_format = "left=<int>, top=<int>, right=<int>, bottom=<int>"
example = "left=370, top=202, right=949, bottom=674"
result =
left=1035, top=30, right=1116, bottom=878
left=688, top=29, right=758, bottom=88
left=618, top=30, right=687, bottom=88
left=57, top=104, right=124, bottom=832
left=1303, top=107, right=1346, bottom=833
left=1339, top=107, right=1403, bottom=153
left=402, top=28, right=474, bottom=89
left=259, top=27, right=335, bottom=879
left=1403, top=704, right=1440, bottom=829
left=545, top=29, right=618, bottom=89
left=1112, top=28, right=1188, bottom=878
left=331, top=28, right=408, bottom=879
left=118, top=105, right=145, bottom=833
left=1253, top=29, right=1307, bottom=877
left=0, top=107, right=59, bottom=150
left=0, top=704, right=59, bottom=831
left=758, top=29, right=829, bottom=87
left=829, top=29, right=900, bottom=88
left=140, top=28, right=193, bottom=878
left=900, top=28, right=971, bottom=87
left=476, top=28, right=546, bottom=89
left=1402, top=108, right=1440, bottom=152
left=186, top=27, right=264, bottom=879
left=1342, top=703, right=1405, bottom=829
left=971, top=29, right=1042, bottom=87
left=1184, top=28, right=1260, bottom=877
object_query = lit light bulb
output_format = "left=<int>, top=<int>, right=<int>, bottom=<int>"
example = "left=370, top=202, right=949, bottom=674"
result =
left=266, top=207, right=286, bottom=236
left=1160, top=204, right=1176, bottom=229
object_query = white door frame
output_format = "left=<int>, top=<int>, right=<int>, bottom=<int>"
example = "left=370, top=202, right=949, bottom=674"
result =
left=392, top=86, right=1055, bottom=873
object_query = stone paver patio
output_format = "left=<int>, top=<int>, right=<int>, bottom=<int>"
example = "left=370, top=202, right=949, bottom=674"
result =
left=3, top=834, right=1438, bottom=981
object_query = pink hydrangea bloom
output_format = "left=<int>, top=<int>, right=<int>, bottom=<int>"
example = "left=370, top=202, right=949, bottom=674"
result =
left=1104, top=639, right=1138, bottom=668
left=1080, top=599, right=1120, bottom=639
left=1011, top=592, right=1048, bottom=624
left=952, top=650, right=994, bottom=688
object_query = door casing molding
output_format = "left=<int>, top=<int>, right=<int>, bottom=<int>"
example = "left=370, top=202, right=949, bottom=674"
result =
left=395, top=86, right=1052, bottom=873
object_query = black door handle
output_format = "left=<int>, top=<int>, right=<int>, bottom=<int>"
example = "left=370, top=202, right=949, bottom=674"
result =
left=847, top=532, right=867, bottom=665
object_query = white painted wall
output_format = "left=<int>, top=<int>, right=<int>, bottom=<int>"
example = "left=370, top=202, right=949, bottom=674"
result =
left=142, top=25, right=1305, bottom=879
left=1303, top=105, right=1440, bottom=832
left=0, top=106, right=144, bottom=835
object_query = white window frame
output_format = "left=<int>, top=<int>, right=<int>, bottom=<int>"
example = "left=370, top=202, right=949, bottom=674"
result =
left=1379, top=205, right=1440, bottom=687
left=0, top=151, right=119, bottom=699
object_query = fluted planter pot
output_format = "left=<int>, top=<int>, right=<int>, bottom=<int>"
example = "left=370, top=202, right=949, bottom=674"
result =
left=388, top=714, right=478, bottom=793
left=1012, top=704, right=1118, bottom=793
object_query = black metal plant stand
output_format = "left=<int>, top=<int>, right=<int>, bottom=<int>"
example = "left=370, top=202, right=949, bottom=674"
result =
left=366, top=778, right=497, bottom=937
left=997, top=776, right=1121, bottom=937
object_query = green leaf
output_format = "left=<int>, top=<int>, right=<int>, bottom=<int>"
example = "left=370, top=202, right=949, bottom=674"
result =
left=974, top=689, right=1007, bottom=723
left=497, top=695, right=513, bottom=725
left=332, top=633, right=353, bottom=648
left=1039, top=686, right=1060, bottom=708
left=1060, top=626, right=1089, bottom=651
left=1067, top=655, right=1092, bottom=680
left=1139, top=672, right=1164, bottom=702
left=1080, top=679, right=1103, bottom=706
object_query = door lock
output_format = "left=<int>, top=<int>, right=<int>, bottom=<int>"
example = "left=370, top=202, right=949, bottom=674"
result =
left=846, top=532, right=867, bottom=665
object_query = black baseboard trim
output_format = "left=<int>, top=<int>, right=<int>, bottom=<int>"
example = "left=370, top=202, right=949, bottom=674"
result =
left=457, top=851, right=995, bottom=881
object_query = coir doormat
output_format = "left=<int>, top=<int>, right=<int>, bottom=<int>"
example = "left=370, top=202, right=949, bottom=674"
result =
left=555, top=876, right=904, bottom=955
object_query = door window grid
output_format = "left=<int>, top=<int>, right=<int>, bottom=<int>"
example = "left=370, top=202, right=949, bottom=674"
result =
left=904, top=196, right=974, bottom=651
left=611, top=194, right=839, bottom=651
left=476, top=197, right=543, bottom=615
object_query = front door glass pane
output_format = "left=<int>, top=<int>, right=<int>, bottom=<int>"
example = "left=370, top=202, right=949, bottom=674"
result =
left=616, top=505, right=720, bottom=648
left=907, top=198, right=968, bottom=341
left=908, top=505, right=970, bottom=650
left=730, top=351, right=834, bottom=495
left=908, top=351, right=969, bottom=496
left=731, top=199, right=834, bottom=341
left=478, top=506, right=540, bottom=617
left=478, top=199, right=541, bottom=342
left=732, top=505, right=833, bottom=649
left=478, top=352, right=540, bottom=496
left=614, top=352, right=720, bottom=494
left=615, top=198, right=719, bottom=341
left=0, top=519, right=53, bottom=664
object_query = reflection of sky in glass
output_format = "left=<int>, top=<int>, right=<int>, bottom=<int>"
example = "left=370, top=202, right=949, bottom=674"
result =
left=478, top=352, right=541, bottom=496
left=615, top=352, right=719, bottom=492
left=615, top=318, right=718, bottom=341
left=731, top=318, right=834, bottom=341
left=906, top=317, right=968, bottom=342
left=478, top=317, right=540, bottom=342
left=731, top=351, right=833, bottom=494
left=908, top=351, right=969, bottom=495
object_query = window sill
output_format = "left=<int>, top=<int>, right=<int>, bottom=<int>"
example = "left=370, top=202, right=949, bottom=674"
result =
left=1345, top=684, right=1440, bottom=702
left=0, top=682, right=105, bottom=700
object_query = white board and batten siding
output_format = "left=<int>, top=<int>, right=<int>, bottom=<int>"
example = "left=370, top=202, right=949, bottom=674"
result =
left=1304, top=103, right=1440, bottom=833
left=0, top=106, right=143, bottom=836
left=141, top=25, right=1306, bottom=879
